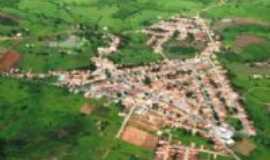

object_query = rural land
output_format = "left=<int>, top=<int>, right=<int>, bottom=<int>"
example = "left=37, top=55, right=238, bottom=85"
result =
left=0, top=0, right=270, bottom=160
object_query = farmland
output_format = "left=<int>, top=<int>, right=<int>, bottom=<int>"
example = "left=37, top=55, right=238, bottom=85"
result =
left=205, top=5, right=270, bottom=160
left=217, top=23, right=270, bottom=160
left=204, top=0, right=270, bottom=22
left=0, top=1, right=213, bottom=159
left=0, top=0, right=214, bottom=72
left=0, top=0, right=270, bottom=160
left=0, top=77, right=153, bottom=160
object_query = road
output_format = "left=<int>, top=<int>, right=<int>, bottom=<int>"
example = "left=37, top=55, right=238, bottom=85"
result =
left=116, top=106, right=136, bottom=138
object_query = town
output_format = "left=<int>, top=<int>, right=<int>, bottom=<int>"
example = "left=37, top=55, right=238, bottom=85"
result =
left=1, top=16, right=256, bottom=160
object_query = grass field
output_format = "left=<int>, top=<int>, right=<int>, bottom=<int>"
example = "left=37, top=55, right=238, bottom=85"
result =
left=1, top=1, right=270, bottom=160
left=163, top=33, right=199, bottom=60
left=204, top=0, right=270, bottom=22
left=108, top=32, right=162, bottom=66
left=0, top=0, right=216, bottom=72
left=0, top=77, right=153, bottom=160
left=171, top=128, right=212, bottom=148
left=1, top=0, right=214, bottom=35
left=0, top=1, right=215, bottom=159
left=217, top=24, right=270, bottom=160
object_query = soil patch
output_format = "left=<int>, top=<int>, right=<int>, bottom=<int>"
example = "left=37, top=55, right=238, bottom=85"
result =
left=121, top=126, right=158, bottom=149
left=80, top=103, right=94, bottom=115
left=213, top=17, right=270, bottom=31
left=234, top=34, right=265, bottom=49
left=128, top=112, right=164, bottom=132
left=233, top=139, right=256, bottom=156
left=0, top=51, right=21, bottom=72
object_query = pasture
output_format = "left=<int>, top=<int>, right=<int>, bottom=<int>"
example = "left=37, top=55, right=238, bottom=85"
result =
left=217, top=23, right=270, bottom=160
left=0, top=77, right=153, bottom=160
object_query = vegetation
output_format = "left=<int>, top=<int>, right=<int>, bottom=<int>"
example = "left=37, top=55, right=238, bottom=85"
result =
left=108, top=33, right=162, bottom=66
left=171, top=128, right=212, bottom=148
left=163, top=34, right=199, bottom=59
left=204, top=0, right=270, bottom=22
left=1, top=0, right=270, bottom=160
left=0, top=1, right=214, bottom=159
left=217, top=24, right=270, bottom=160
left=221, top=25, right=270, bottom=42
left=0, top=0, right=214, bottom=35
left=198, top=152, right=234, bottom=160
left=0, top=0, right=215, bottom=72
left=15, top=37, right=95, bottom=72
left=226, top=117, right=243, bottom=131
left=0, top=77, right=153, bottom=160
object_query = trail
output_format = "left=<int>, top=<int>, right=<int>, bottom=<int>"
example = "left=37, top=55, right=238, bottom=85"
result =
left=116, top=106, right=136, bottom=138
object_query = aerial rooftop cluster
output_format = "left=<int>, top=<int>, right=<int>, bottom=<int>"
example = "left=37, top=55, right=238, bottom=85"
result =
left=1, top=16, right=257, bottom=160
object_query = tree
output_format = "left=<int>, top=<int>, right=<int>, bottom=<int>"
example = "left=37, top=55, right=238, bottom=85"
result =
left=128, top=155, right=139, bottom=160
left=0, top=139, right=6, bottom=160
left=143, top=76, right=152, bottom=86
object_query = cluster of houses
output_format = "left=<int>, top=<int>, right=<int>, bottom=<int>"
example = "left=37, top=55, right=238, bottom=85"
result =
left=155, top=140, right=230, bottom=160
left=1, top=16, right=256, bottom=160
left=143, top=16, right=210, bottom=54
left=155, top=141, right=200, bottom=160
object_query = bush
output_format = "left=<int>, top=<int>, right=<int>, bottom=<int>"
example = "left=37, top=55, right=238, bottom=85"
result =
left=109, top=33, right=161, bottom=66
left=226, top=117, right=243, bottom=130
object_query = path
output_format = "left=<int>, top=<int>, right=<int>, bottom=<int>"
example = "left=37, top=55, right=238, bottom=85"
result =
left=200, top=16, right=242, bottom=160
left=199, top=148, right=227, bottom=157
left=116, top=106, right=136, bottom=138
left=183, top=147, right=190, bottom=160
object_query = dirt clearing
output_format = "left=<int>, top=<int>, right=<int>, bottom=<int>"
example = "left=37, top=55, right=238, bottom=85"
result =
left=213, top=17, right=270, bottom=31
left=0, top=51, right=21, bottom=72
left=233, top=139, right=256, bottom=156
left=234, top=34, right=265, bottom=49
left=121, top=126, right=158, bottom=149
left=80, top=103, right=94, bottom=115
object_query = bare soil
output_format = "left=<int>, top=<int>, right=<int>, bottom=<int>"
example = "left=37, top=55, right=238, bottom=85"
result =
left=80, top=103, right=94, bottom=115
left=121, top=126, right=158, bottom=149
left=0, top=51, right=21, bottom=72
left=234, top=34, right=265, bottom=49
left=213, top=17, right=270, bottom=31
left=233, top=139, right=256, bottom=156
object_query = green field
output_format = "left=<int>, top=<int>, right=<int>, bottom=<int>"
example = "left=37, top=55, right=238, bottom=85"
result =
left=1, top=0, right=270, bottom=160
left=171, top=128, right=212, bottom=148
left=163, top=33, right=200, bottom=59
left=217, top=24, right=270, bottom=160
left=0, top=1, right=214, bottom=159
left=0, top=77, right=153, bottom=160
left=0, top=0, right=215, bottom=72
left=204, top=0, right=270, bottom=22
left=108, top=32, right=162, bottom=66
